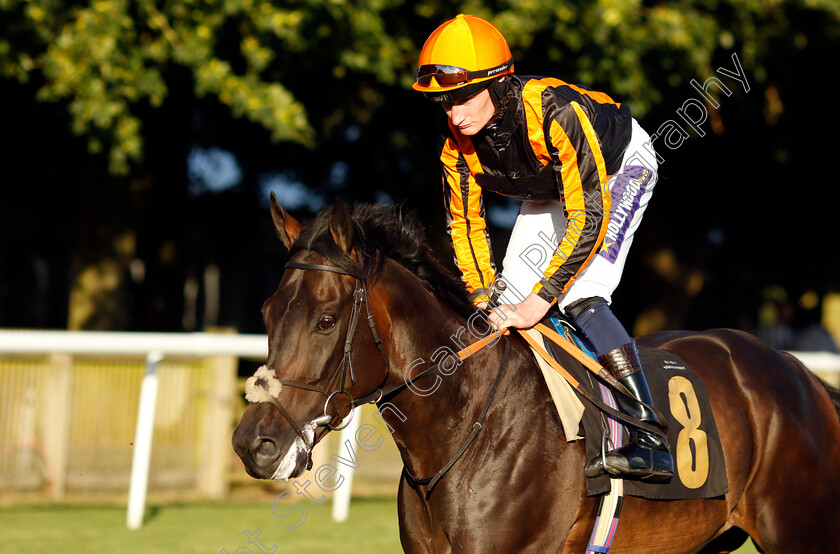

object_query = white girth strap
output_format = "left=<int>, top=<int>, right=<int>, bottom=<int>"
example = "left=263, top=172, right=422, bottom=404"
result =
left=587, top=379, right=625, bottom=554
left=586, top=478, right=624, bottom=554
left=520, top=326, right=625, bottom=553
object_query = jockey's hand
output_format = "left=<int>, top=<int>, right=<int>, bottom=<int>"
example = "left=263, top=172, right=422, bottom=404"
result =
left=488, top=292, right=551, bottom=331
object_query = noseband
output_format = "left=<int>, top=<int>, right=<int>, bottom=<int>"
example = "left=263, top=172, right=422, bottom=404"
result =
left=247, top=252, right=511, bottom=493
left=246, top=259, right=391, bottom=441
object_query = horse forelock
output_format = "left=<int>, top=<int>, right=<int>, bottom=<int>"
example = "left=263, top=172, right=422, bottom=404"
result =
left=287, top=209, right=364, bottom=278
left=288, top=203, right=475, bottom=318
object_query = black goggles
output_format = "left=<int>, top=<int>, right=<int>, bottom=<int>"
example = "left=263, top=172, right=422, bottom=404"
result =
left=415, top=58, right=512, bottom=87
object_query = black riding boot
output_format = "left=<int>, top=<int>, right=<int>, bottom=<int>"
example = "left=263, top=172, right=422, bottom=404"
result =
left=584, top=342, right=674, bottom=482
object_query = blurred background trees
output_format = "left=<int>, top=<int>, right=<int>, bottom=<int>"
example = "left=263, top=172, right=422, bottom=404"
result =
left=2, top=0, right=839, bottom=344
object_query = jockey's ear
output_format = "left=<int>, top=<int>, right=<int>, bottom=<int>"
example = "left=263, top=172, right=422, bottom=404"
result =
left=269, top=191, right=302, bottom=251
left=328, top=199, right=355, bottom=255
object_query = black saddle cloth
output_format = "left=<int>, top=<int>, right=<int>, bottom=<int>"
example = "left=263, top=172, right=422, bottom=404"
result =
left=544, top=327, right=728, bottom=500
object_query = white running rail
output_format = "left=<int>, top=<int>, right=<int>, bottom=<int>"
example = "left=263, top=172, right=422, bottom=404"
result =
left=0, top=330, right=267, bottom=529
left=1, top=329, right=837, bottom=530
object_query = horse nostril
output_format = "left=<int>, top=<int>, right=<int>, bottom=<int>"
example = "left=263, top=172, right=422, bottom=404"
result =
left=252, top=436, right=281, bottom=464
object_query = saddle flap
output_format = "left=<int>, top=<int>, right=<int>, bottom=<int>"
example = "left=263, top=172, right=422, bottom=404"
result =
left=521, top=328, right=585, bottom=442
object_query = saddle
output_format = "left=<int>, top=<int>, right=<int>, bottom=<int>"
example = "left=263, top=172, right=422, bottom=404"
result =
left=529, top=315, right=729, bottom=501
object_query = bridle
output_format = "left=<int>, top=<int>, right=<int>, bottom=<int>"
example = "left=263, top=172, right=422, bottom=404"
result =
left=263, top=260, right=391, bottom=438
left=248, top=251, right=509, bottom=493
left=249, top=243, right=669, bottom=493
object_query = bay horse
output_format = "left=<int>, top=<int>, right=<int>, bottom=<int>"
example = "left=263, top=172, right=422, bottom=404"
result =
left=233, top=195, right=840, bottom=553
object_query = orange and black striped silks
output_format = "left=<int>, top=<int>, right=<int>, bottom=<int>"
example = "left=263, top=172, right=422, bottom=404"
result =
left=438, top=75, right=632, bottom=304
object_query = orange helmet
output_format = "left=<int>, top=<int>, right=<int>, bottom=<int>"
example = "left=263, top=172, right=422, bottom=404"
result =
left=413, top=14, right=514, bottom=103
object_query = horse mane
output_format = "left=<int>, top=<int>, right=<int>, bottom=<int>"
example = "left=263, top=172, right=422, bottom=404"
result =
left=289, top=202, right=477, bottom=318
left=816, top=375, right=840, bottom=421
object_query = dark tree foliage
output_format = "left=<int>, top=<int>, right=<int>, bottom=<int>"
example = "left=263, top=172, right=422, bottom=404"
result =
left=1, top=1, right=838, bottom=336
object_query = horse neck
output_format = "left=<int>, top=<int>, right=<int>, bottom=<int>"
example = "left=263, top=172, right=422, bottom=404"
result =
left=370, top=265, right=516, bottom=479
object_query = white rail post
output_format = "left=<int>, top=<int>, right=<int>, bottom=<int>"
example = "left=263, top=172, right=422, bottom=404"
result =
left=42, top=353, right=73, bottom=499
left=127, top=350, right=164, bottom=530
left=198, top=353, right=237, bottom=498
left=331, top=406, right=362, bottom=523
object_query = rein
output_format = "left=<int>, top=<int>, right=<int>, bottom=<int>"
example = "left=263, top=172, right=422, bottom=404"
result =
left=248, top=252, right=665, bottom=494
left=247, top=256, right=504, bottom=458
left=525, top=323, right=668, bottom=438
left=402, top=335, right=510, bottom=495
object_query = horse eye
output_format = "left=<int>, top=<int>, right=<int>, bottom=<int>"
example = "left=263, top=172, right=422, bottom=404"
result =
left=318, top=314, right=337, bottom=331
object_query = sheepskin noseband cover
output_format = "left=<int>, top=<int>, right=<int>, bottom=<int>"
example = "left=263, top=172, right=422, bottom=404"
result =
left=244, top=365, right=282, bottom=403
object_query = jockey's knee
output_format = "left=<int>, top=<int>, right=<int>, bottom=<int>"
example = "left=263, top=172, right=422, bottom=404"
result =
left=564, top=296, right=608, bottom=321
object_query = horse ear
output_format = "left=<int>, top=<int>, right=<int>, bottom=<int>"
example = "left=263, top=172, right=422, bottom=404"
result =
left=329, top=200, right=355, bottom=255
left=269, top=191, right=302, bottom=250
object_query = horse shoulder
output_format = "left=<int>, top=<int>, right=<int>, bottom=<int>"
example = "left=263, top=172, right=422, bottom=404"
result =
left=395, top=340, right=591, bottom=552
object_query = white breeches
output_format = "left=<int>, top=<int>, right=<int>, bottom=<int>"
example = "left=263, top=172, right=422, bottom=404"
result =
left=497, top=118, right=659, bottom=312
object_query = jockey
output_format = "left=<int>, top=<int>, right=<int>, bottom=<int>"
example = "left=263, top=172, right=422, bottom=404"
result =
left=412, top=14, right=673, bottom=482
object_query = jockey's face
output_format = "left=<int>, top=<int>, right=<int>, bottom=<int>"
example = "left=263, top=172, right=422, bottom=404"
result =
left=442, top=87, right=496, bottom=136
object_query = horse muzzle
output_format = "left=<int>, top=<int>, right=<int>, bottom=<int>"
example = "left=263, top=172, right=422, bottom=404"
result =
left=270, top=415, right=337, bottom=480
left=232, top=411, right=330, bottom=481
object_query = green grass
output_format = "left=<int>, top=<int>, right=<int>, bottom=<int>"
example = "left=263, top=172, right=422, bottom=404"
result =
left=0, top=496, right=763, bottom=553
left=0, top=497, right=402, bottom=553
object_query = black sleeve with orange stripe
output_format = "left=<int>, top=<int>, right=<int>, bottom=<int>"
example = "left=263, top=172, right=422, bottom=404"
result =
left=533, top=92, right=611, bottom=303
left=438, top=126, right=497, bottom=301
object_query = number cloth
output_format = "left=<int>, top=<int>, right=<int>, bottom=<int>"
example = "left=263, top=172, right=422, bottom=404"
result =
left=578, top=346, right=729, bottom=500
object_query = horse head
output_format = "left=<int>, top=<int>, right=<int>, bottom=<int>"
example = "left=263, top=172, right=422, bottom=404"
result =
left=232, top=193, right=397, bottom=480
